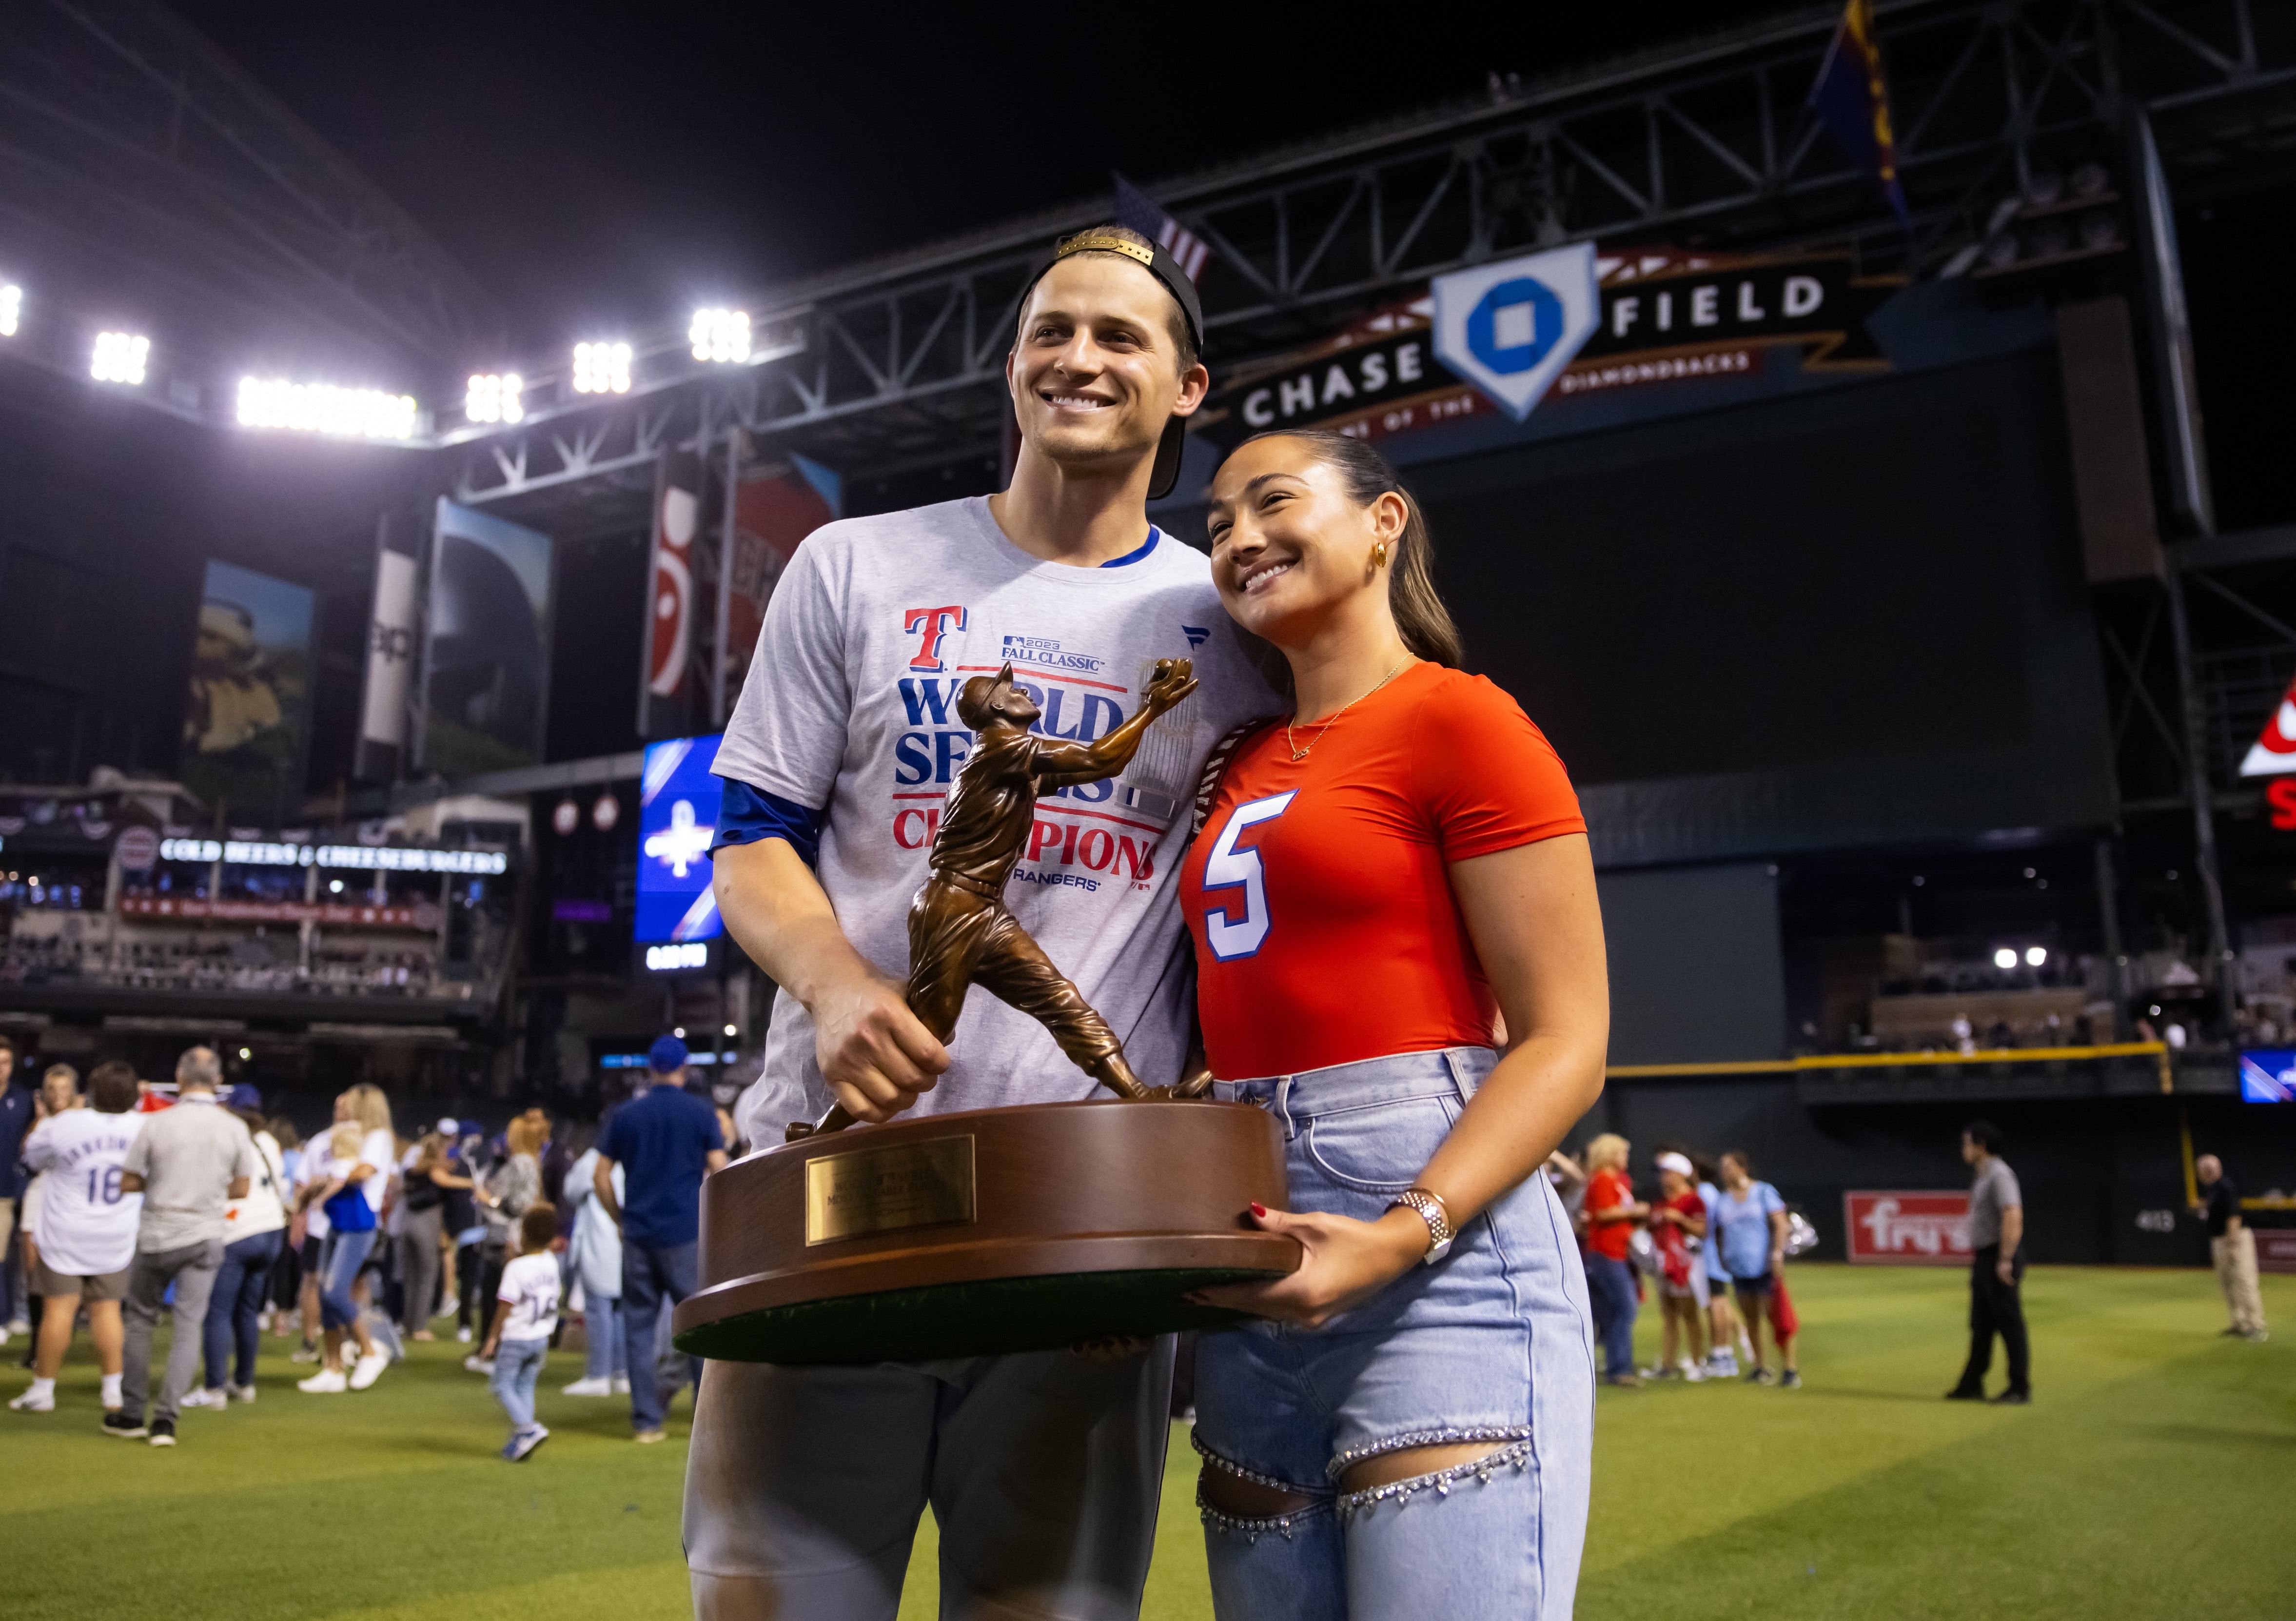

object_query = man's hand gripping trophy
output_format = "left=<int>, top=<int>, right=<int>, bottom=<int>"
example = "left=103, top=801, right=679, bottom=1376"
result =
left=792, top=658, right=1208, bottom=1141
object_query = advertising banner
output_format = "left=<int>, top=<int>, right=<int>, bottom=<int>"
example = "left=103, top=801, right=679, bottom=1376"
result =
left=421, top=499, right=554, bottom=774
left=1844, top=1191, right=1972, bottom=1265
left=641, top=448, right=709, bottom=739
left=179, top=560, right=314, bottom=822
left=721, top=455, right=840, bottom=718
left=354, top=536, right=420, bottom=781
left=121, top=895, right=423, bottom=928
left=2237, top=1048, right=2296, bottom=1101
left=1199, top=246, right=1900, bottom=449
left=635, top=731, right=725, bottom=945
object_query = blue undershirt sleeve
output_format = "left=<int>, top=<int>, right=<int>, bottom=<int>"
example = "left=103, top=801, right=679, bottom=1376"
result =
left=711, top=779, right=826, bottom=869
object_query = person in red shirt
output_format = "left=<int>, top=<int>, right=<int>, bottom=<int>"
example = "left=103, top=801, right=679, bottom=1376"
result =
left=1181, top=428, right=1609, bottom=1621
left=1647, top=1150, right=1710, bottom=1380
left=1579, top=1134, right=1647, bottom=1386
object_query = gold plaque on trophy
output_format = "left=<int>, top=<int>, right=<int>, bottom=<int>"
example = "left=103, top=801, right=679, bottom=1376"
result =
left=805, top=1135, right=977, bottom=1245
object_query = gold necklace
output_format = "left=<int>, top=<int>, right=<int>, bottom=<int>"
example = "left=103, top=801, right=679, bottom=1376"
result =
left=1286, top=658, right=1413, bottom=762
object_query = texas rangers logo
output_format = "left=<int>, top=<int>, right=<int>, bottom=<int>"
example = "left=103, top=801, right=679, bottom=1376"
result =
left=905, top=605, right=967, bottom=672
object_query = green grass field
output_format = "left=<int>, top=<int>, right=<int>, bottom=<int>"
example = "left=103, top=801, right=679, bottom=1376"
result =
left=4, top=1265, right=2290, bottom=1619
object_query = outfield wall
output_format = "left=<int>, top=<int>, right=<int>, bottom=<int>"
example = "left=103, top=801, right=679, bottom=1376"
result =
left=1575, top=1075, right=2296, bottom=1268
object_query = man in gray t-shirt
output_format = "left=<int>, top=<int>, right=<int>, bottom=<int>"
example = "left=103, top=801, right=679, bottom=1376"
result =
left=109, top=1046, right=256, bottom=1443
left=1947, top=1119, right=2030, bottom=1403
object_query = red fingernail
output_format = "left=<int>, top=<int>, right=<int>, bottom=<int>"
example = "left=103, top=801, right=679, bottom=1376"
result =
left=1251, top=1202, right=1268, bottom=1218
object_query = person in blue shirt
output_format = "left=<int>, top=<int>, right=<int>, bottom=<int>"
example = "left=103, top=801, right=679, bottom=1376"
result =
left=594, top=1036, right=727, bottom=1443
left=1711, top=1150, right=1797, bottom=1387
left=0, top=1037, right=33, bottom=1337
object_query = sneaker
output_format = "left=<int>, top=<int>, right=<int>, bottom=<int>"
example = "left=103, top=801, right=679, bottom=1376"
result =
left=633, top=1427, right=667, bottom=1444
left=289, top=1343, right=321, bottom=1364
left=178, top=1387, right=229, bottom=1410
left=510, top=1423, right=550, bottom=1462
left=296, top=1369, right=349, bottom=1394
left=1639, top=1364, right=1674, bottom=1381
left=1746, top=1367, right=1776, bottom=1385
left=1680, top=1362, right=1706, bottom=1383
left=348, top=1353, right=388, bottom=1391
left=2243, top=1329, right=2271, bottom=1344
left=499, top=1435, right=523, bottom=1461
left=232, top=1384, right=257, bottom=1404
left=148, top=1418, right=177, bottom=1447
left=561, top=1376, right=613, bottom=1397
left=1779, top=1369, right=1802, bottom=1389
left=1944, top=1386, right=1985, bottom=1401
left=463, top=1355, right=495, bottom=1375
left=456, top=1326, right=473, bottom=1344
left=1707, top=1350, right=1738, bottom=1379
left=102, top=1412, right=149, bottom=1439
left=611, top=1375, right=630, bottom=1395
left=9, top=1386, right=55, bottom=1413
left=3, top=1316, right=27, bottom=1337
left=1990, top=1389, right=2030, bottom=1405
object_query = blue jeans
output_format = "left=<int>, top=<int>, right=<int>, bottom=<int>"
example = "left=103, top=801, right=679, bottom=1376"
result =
left=1584, top=1254, right=1639, bottom=1380
left=586, top=1297, right=627, bottom=1381
left=1197, top=1048, right=1595, bottom=1621
left=318, top=1228, right=376, bottom=1332
left=202, top=1227, right=284, bottom=1389
left=620, top=1240, right=699, bottom=1433
left=491, top=1337, right=548, bottom=1431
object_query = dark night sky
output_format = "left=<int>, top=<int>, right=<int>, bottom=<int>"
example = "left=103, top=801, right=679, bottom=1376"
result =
left=169, top=2, right=1796, bottom=353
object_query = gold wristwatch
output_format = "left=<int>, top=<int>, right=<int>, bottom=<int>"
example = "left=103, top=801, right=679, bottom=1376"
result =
left=1390, top=1188, right=1454, bottom=1265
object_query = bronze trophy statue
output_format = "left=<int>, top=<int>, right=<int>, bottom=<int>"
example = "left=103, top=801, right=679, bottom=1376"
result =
left=674, top=659, right=1296, bottom=1366
left=792, top=658, right=1209, bottom=1143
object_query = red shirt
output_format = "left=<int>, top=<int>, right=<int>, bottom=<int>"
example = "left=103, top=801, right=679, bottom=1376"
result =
left=1654, top=1188, right=1702, bottom=1284
left=1181, top=661, right=1585, bottom=1079
left=1585, top=1168, right=1636, bottom=1261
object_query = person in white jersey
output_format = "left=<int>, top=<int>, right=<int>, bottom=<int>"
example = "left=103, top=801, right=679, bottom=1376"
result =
left=691, top=222, right=1276, bottom=1619
left=9, top=1062, right=143, bottom=1414
left=185, top=1085, right=289, bottom=1407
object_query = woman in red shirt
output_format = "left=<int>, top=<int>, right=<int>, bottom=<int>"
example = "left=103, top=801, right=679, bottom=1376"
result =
left=1580, top=1133, right=1648, bottom=1385
left=1182, top=429, right=1608, bottom=1621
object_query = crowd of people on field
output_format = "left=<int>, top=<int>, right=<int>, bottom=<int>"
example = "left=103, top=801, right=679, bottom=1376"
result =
left=0, top=1031, right=729, bottom=1458
left=1547, top=1134, right=1806, bottom=1389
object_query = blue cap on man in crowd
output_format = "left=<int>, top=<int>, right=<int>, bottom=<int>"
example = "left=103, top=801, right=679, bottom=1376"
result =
left=649, top=1034, right=689, bottom=1074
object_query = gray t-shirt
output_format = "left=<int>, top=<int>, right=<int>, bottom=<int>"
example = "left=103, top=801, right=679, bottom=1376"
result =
left=714, top=496, right=1277, bottom=1142
left=1967, top=1157, right=2022, bottom=1249
left=121, top=1096, right=260, bottom=1252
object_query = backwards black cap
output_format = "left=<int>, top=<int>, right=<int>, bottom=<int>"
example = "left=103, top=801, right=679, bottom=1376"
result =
left=1017, top=231, right=1204, bottom=500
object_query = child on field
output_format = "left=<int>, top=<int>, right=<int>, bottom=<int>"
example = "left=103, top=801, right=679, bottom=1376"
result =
left=1646, top=1151, right=1710, bottom=1380
left=480, top=1203, right=561, bottom=1461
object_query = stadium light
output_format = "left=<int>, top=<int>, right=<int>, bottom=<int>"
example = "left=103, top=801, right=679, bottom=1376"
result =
left=0, top=285, right=19, bottom=337
left=236, top=377, right=419, bottom=441
left=1992, top=947, right=2018, bottom=970
left=572, top=340, right=632, bottom=394
left=690, top=307, right=751, bottom=363
left=91, top=331, right=149, bottom=384
left=465, top=372, right=524, bottom=424
left=2025, top=946, right=2047, bottom=968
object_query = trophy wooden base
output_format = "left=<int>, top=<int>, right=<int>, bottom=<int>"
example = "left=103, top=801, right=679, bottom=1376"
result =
left=672, top=1098, right=1299, bottom=1365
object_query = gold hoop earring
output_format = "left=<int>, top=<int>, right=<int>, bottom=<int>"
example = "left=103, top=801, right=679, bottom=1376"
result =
left=1374, top=541, right=1390, bottom=568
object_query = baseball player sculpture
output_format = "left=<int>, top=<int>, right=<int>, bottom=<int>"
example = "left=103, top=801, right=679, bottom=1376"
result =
left=790, top=656, right=1207, bottom=1140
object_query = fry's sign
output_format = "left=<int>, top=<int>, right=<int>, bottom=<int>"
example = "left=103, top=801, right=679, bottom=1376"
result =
left=1844, top=1191, right=1971, bottom=1265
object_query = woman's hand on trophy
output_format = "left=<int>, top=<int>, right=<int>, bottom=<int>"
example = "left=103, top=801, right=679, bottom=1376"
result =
left=1142, top=656, right=1198, bottom=715
left=1184, top=1203, right=1427, bottom=1329
left=812, top=968, right=951, bottom=1124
